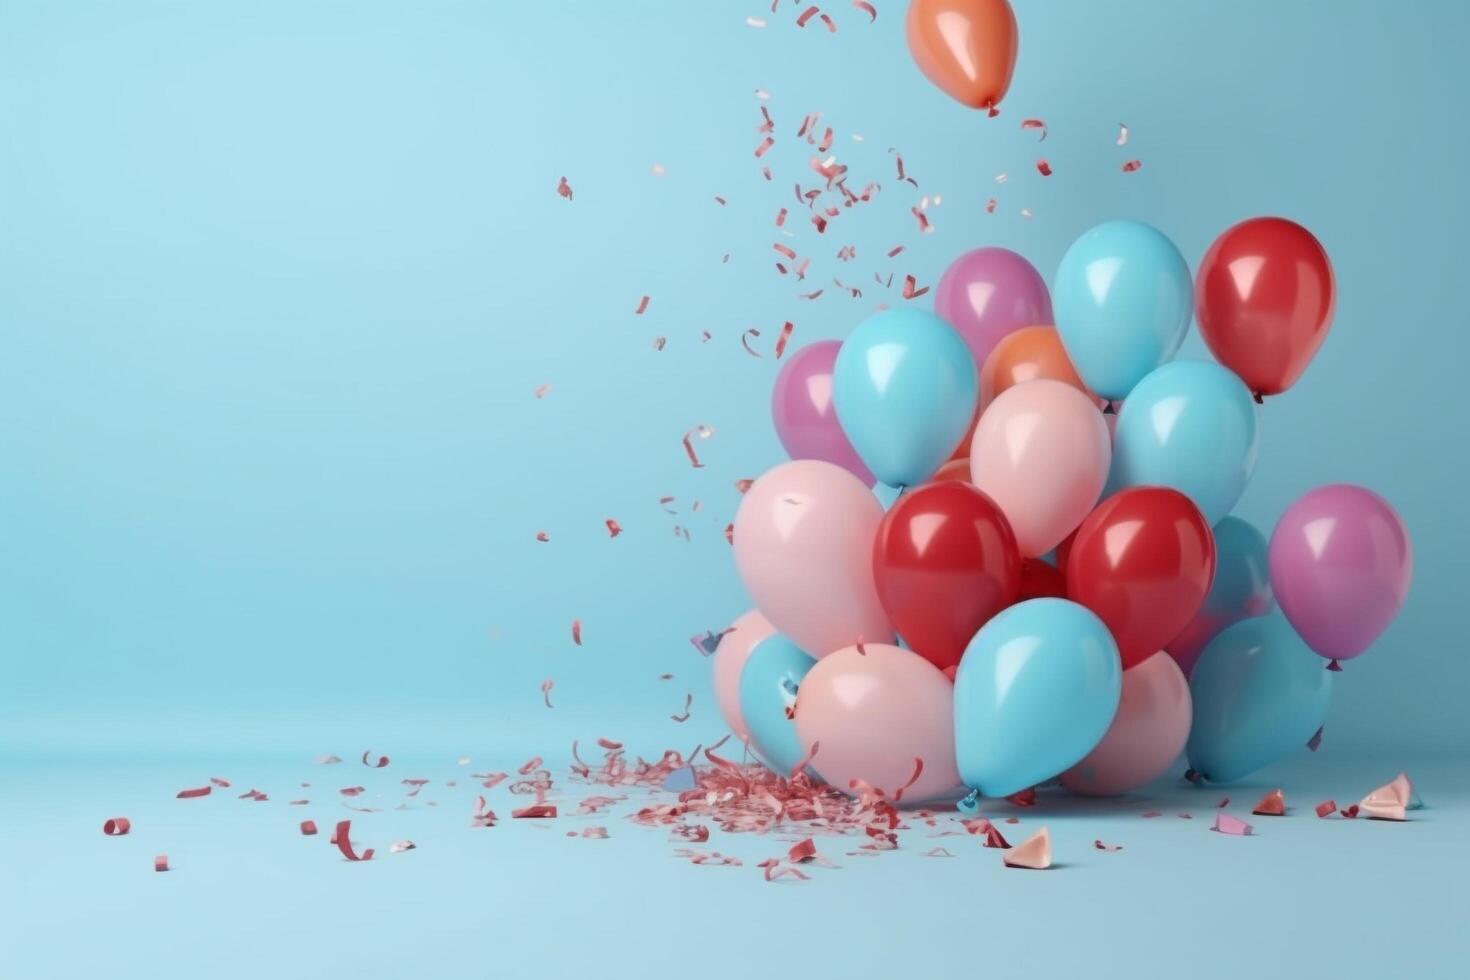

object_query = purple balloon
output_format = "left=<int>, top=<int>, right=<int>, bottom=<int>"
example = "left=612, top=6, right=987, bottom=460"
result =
left=771, top=341, right=875, bottom=486
left=1269, top=484, right=1412, bottom=664
left=935, top=247, right=1053, bottom=372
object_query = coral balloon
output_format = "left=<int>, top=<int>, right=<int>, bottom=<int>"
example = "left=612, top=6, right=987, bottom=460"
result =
left=1196, top=217, right=1335, bottom=399
left=1269, top=484, right=1412, bottom=665
left=1066, top=487, right=1216, bottom=670
left=1167, top=517, right=1273, bottom=678
left=733, top=460, right=895, bottom=658
left=1061, top=651, right=1192, bottom=796
left=794, top=644, right=962, bottom=803
left=873, top=482, right=1022, bottom=672
left=969, top=379, right=1111, bottom=557
left=771, top=341, right=875, bottom=486
left=711, top=610, right=776, bottom=742
left=935, top=247, right=1052, bottom=373
left=979, top=325, right=1094, bottom=411
left=905, top=0, right=1019, bottom=112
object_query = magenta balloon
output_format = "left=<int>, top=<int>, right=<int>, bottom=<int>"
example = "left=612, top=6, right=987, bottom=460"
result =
left=771, top=341, right=875, bottom=485
left=1269, top=484, right=1412, bottom=663
left=935, top=247, right=1053, bottom=372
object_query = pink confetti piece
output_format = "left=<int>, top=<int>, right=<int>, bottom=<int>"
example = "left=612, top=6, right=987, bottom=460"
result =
left=521, top=756, right=547, bottom=774
left=754, top=136, right=775, bottom=158
left=774, top=321, right=794, bottom=358
left=886, top=245, right=905, bottom=258
left=1020, top=118, right=1047, bottom=141
left=533, top=383, right=551, bottom=399
left=103, top=818, right=131, bottom=836
left=798, top=289, right=823, bottom=300
left=604, top=518, right=622, bottom=537
left=1315, top=800, right=1337, bottom=818
left=775, top=207, right=788, bottom=227
left=300, top=820, right=318, bottom=835
left=535, top=531, right=550, bottom=543
left=788, top=838, right=817, bottom=864
left=911, top=206, right=932, bottom=233
left=852, top=0, right=877, bottom=22
left=556, top=176, right=573, bottom=201
left=315, top=755, right=342, bottom=765
left=1211, top=813, right=1253, bottom=836
left=339, top=786, right=366, bottom=797
left=512, top=804, right=558, bottom=819
left=1116, top=123, right=1129, bottom=146
left=1094, top=839, right=1123, bottom=852
left=633, top=295, right=650, bottom=315
left=571, top=619, right=582, bottom=646
left=670, top=693, right=693, bottom=723
left=682, top=424, right=713, bottom=468
left=540, top=678, right=555, bottom=709
left=333, top=820, right=375, bottom=861
left=238, top=789, right=268, bottom=801
left=175, top=785, right=211, bottom=799
left=1252, top=789, right=1286, bottom=816
left=209, top=777, right=231, bottom=787
left=985, top=198, right=997, bottom=214
left=891, top=758, right=924, bottom=802
left=153, top=854, right=170, bottom=873
left=1003, top=827, right=1052, bottom=869
left=470, top=796, right=497, bottom=828
left=1036, top=159, right=1053, bottom=176
left=361, top=751, right=389, bottom=769
left=901, top=274, right=930, bottom=300
left=758, top=858, right=810, bottom=881
left=1121, top=160, right=1142, bottom=173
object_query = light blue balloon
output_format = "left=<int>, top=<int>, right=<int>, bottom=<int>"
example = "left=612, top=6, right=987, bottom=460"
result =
left=833, top=308, right=978, bottom=488
left=1053, top=220, right=1193, bottom=401
left=1110, top=360, right=1260, bottom=525
left=1167, top=516, right=1274, bottom=674
left=738, top=634, right=816, bottom=777
left=953, top=598, right=1122, bottom=797
left=1187, top=611, right=1333, bottom=783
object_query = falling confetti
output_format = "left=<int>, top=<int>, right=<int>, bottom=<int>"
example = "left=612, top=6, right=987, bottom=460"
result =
left=852, top=0, right=877, bottom=22
left=1116, top=123, right=1129, bottom=146
left=634, top=295, right=650, bottom=315
left=681, top=425, right=714, bottom=468
left=670, top=693, right=693, bottom=723
left=1037, top=159, right=1053, bottom=177
left=300, top=820, right=318, bottom=836
left=153, top=855, right=170, bottom=873
left=1021, top=118, right=1047, bottom=141
left=334, top=820, right=375, bottom=861
left=533, top=384, right=552, bottom=399
left=774, top=321, right=795, bottom=358
left=102, top=818, right=131, bottom=836
left=556, top=176, right=573, bottom=201
left=361, top=751, right=389, bottom=769
left=541, top=678, right=555, bottom=709
left=1121, top=160, right=1142, bottom=173
left=571, top=619, right=583, bottom=646
left=175, top=785, right=211, bottom=800
left=604, top=518, right=622, bottom=537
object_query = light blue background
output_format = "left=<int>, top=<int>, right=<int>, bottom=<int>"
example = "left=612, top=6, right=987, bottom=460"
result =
left=1, top=3, right=1466, bottom=976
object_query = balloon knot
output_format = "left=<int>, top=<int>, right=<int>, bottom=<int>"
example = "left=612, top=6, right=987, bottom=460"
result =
left=1252, top=391, right=1264, bottom=405
left=1327, top=660, right=1343, bottom=672
left=1184, top=768, right=1203, bottom=785
left=957, top=789, right=981, bottom=814
left=1102, top=401, right=1117, bottom=416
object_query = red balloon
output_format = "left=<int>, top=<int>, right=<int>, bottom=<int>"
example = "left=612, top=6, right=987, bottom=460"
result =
left=1065, top=487, right=1216, bottom=670
left=1195, top=217, right=1335, bottom=399
left=1017, top=557, right=1066, bottom=601
left=873, top=481, right=1021, bottom=672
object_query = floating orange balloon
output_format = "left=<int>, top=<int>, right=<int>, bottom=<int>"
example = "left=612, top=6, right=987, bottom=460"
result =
left=980, top=325, right=1096, bottom=411
left=905, top=0, right=1019, bottom=112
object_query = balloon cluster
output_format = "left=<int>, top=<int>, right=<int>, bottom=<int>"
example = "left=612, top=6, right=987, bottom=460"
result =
left=717, top=218, right=1413, bottom=803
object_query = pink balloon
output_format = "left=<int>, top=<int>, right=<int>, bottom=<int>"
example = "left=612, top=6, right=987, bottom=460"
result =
left=1061, top=651, right=1191, bottom=796
left=794, top=644, right=962, bottom=803
left=733, top=460, right=895, bottom=657
left=935, top=247, right=1053, bottom=372
left=771, top=341, right=875, bottom=485
left=711, top=610, right=776, bottom=743
left=1269, top=484, right=1413, bottom=664
left=969, top=379, right=1111, bottom=557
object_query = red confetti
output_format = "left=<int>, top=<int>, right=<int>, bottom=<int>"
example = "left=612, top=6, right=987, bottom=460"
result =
left=788, top=838, right=818, bottom=863
left=911, top=206, right=932, bottom=233
left=1315, top=800, right=1338, bottom=818
left=798, top=289, right=823, bottom=300
left=520, top=756, right=546, bottom=774
left=571, top=619, right=582, bottom=646
left=556, top=176, right=573, bottom=201
left=891, top=757, right=924, bottom=802
left=774, top=321, right=795, bottom=358
left=361, top=751, right=389, bottom=769
left=339, top=786, right=365, bottom=797
left=102, top=818, right=131, bottom=836
left=540, top=678, right=555, bottom=709
left=300, top=820, right=318, bottom=836
left=1121, top=160, right=1142, bottom=173
left=535, top=531, right=550, bottom=542
left=1036, top=159, right=1053, bottom=177
left=470, top=796, right=498, bottom=828
left=604, top=518, right=622, bottom=537
left=670, top=693, right=693, bottom=723
left=1021, top=118, right=1047, bottom=141
left=633, top=295, right=650, bottom=315
left=209, top=777, right=231, bottom=787
left=1252, top=789, right=1287, bottom=816
left=1341, top=805, right=1360, bottom=819
left=853, top=0, right=877, bottom=22
left=175, top=785, right=211, bottom=799
left=682, top=425, right=713, bottom=468
left=238, top=789, right=268, bottom=801
left=1094, top=839, right=1123, bottom=852
left=754, top=136, right=775, bottom=158
left=512, top=805, right=558, bottom=819
left=1141, top=811, right=1163, bottom=818
left=333, top=820, right=375, bottom=861
left=901, top=274, right=930, bottom=300
left=985, top=198, right=997, bottom=214
left=1006, top=788, right=1037, bottom=808
left=887, top=245, right=905, bottom=257
left=153, top=854, right=170, bottom=873
left=795, top=5, right=819, bottom=26
left=775, top=207, right=788, bottom=227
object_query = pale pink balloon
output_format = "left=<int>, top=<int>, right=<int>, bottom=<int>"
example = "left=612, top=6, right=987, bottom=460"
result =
left=794, top=644, right=962, bottom=803
left=1061, top=651, right=1191, bottom=796
left=711, top=610, right=776, bottom=743
left=969, top=379, right=1111, bottom=557
left=733, top=460, right=895, bottom=657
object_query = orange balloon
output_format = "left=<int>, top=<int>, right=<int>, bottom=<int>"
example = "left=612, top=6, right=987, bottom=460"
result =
left=905, top=0, right=1019, bottom=111
left=980, top=325, right=1096, bottom=411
